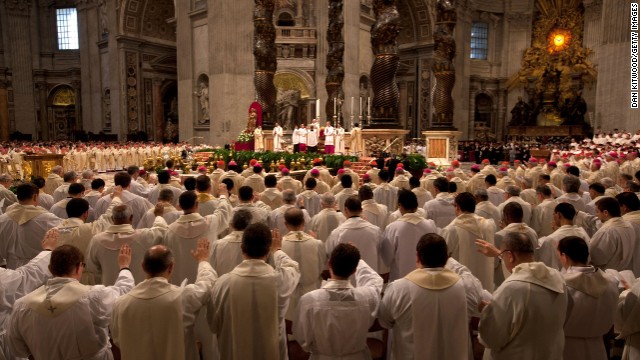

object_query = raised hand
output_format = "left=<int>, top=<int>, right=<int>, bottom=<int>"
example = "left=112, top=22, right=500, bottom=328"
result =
left=118, top=244, right=132, bottom=269
left=271, top=229, right=282, bottom=252
left=42, top=228, right=60, bottom=251
left=190, top=238, right=211, bottom=262
left=475, top=239, right=500, bottom=258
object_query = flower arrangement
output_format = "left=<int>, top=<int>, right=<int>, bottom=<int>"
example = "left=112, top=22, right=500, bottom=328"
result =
left=237, top=129, right=254, bottom=143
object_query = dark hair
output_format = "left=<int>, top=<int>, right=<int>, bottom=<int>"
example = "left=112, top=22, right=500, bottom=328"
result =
left=340, top=174, right=353, bottom=188
left=63, top=171, right=76, bottom=183
left=17, top=183, right=39, bottom=201
left=485, top=174, right=497, bottom=186
left=142, top=246, right=174, bottom=277
left=196, top=175, right=211, bottom=192
left=305, top=178, right=317, bottom=190
left=397, top=189, right=418, bottom=211
left=433, top=177, right=449, bottom=192
left=32, top=176, right=46, bottom=189
left=221, top=178, right=235, bottom=191
left=329, top=243, right=361, bottom=278
left=66, top=198, right=90, bottom=218
left=557, top=236, right=589, bottom=264
left=539, top=174, right=551, bottom=182
left=165, top=159, right=174, bottom=169
left=241, top=223, right=272, bottom=259
left=183, top=177, right=196, bottom=191
left=358, top=186, right=373, bottom=201
left=157, top=170, right=170, bottom=184
left=617, top=192, right=640, bottom=212
left=588, top=182, right=605, bottom=195
left=554, top=202, right=576, bottom=221
left=178, top=191, right=198, bottom=211
left=628, top=182, right=640, bottom=192
left=231, top=209, right=252, bottom=231
left=158, top=189, right=175, bottom=203
left=68, top=183, right=85, bottom=196
left=409, top=176, right=420, bottom=189
left=127, top=166, right=139, bottom=176
left=253, top=165, right=262, bottom=174
left=114, top=172, right=132, bottom=188
left=265, top=174, right=277, bottom=187
left=417, top=233, right=448, bottom=268
left=378, top=170, right=389, bottom=182
left=91, top=178, right=106, bottom=190
left=454, top=192, right=476, bottom=213
left=49, top=245, right=84, bottom=277
left=535, top=185, right=552, bottom=197
left=566, top=166, right=580, bottom=177
left=238, top=186, right=254, bottom=202
left=448, top=182, right=458, bottom=193
left=596, top=197, right=621, bottom=217
left=503, top=202, right=524, bottom=223
left=344, top=196, right=362, bottom=213
left=284, top=207, right=305, bottom=227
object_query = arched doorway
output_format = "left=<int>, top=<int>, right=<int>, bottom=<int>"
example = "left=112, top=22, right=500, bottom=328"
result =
left=162, top=83, right=178, bottom=143
left=48, top=85, right=77, bottom=140
left=474, top=93, right=495, bottom=141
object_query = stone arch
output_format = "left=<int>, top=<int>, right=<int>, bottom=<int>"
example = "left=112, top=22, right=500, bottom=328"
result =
left=119, top=0, right=176, bottom=42
left=274, top=69, right=314, bottom=99
left=47, top=85, right=77, bottom=140
left=275, top=9, right=296, bottom=26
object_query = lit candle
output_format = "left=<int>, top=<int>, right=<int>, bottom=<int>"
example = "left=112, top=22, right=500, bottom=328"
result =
left=334, top=98, right=337, bottom=115
left=316, top=99, right=320, bottom=120
left=359, top=97, right=363, bottom=117
left=367, top=97, right=371, bottom=115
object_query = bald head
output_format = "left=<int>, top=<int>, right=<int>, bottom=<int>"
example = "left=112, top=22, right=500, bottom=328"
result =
left=284, top=207, right=305, bottom=229
left=142, top=245, right=174, bottom=278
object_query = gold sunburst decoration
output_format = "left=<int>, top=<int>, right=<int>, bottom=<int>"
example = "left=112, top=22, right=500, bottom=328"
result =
left=547, top=28, right=571, bottom=54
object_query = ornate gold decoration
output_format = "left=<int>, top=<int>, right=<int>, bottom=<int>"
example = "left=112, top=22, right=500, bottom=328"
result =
left=508, top=0, right=597, bottom=100
left=42, top=161, right=56, bottom=176
left=274, top=73, right=310, bottom=99
left=52, top=87, right=76, bottom=106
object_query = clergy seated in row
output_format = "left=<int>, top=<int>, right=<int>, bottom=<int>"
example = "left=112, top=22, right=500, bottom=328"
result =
left=0, top=183, right=62, bottom=269
left=93, top=172, right=153, bottom=230
left=9, top=244, right=134, bottom=360
left=326, top=197, right=383, bottom=280
left=293, top=243, right=383, bottom=359
left=378, top=234, right=470, bottom=359
left=207, top=223, right=301, bottom=360
left=441, top=192, right=496, bottom=291
left=308, top=193, right=346, bottom=243
left=297, top=178, right=322, bottom=218
left=270, top=190, right=311, bottom=237
left=111, top=239, right=215, bottom=360
left=381, top=190, right=438, bottom=282
left=537, top=203, right=591, bottom=271
left=476, top=232, right=567, bottom=360
left=87, top=203, right=168, bottom=285
left=0, top=230, right=58, bottom=360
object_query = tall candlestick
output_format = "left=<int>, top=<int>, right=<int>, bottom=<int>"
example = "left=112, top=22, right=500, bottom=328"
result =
left=316, top=99, right=320, bottom=120
left=367, top=97, right=371, bottom=115
left=350, top=97, right=354, bottom=117
left=359, top=97, right=363, bottom=117
left=334, top=98, right=337, bottom=115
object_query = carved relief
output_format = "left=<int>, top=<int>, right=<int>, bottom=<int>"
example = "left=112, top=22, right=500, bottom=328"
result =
left=364, top=135, right=386, bottom=154
left=125, top=52, right=139, bottom=133
left=4, top=0, right=31, bottom=15
left=141, top=0, right=176, bottom=41
left=103, top=88, right=111, bottom=130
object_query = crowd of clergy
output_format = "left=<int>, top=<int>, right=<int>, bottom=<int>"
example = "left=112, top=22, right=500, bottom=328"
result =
left=2, top=143, right=640, bottom=360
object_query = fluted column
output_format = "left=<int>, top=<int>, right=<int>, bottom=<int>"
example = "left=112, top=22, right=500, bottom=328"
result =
left=153, top=78, right=164, bottom=141
left=370, top=0, right=400, bottom=127
left=0, top=79, right=9, bottom=141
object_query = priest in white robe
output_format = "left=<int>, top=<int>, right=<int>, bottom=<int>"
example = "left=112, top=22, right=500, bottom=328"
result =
left=530, top=185, right=558, bottom=237
left=615, top=278, right=640, bottom=360
left=476, top=232, right=567, bottom=360
left=52, top=171, right=77, bottom=203
left=260, top=175, right=284, bottom=210
left=0, top=233, right=57, bottom=360
left=309, top=193, right=346, bottom=243
left=207, top=224, right=300, bottom=360
left=293, top=244, right=383, bottom=359
left=589, top=197, right=636, bottom=271
left=474, top=189, right=501, bottom=228
left=378, top=233, right=470, bottom=360
left=148, top=171, right=184, bottom=206
left=537, top=203, right=590, bottom=270
left=360, top=186, right=389, bottom=230
left=93, top=172, right=153, bottom=229
left=617, top=192, right=640, bottom=276
left=497, top=186, right=532, bottom=226
left=0, top=183, right=62, bottom=269
left=210, top=209, right=252, bottom=276
left=423, top=178, right=456, bottom=228
left=335, top=176, right=359, bottom=213
left=373, top=170, right=398, bottom=212
left=269, top=190, right=311, bottom=236
left=111, top=240, right=216, bottom=360
left=9, top=244, right=134, bottom=360
left=297, top=179, right=322, bottom=218
left=381, top=190, right=438, bottom=281
left=557, top=236, right=619, bottom=360
left=137, top=189, right=182, bottom=228
left=0, top=174, right=17, bottom=212
left=441, top=192, right=496, bottom=290
left=45, top=166, right=64, bottom=195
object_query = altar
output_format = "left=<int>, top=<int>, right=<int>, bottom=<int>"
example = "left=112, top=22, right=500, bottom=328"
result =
left=22, top=154, right=65, bottom=179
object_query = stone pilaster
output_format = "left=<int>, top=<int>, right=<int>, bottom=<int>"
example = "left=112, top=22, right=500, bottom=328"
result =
left=0, top=78, right=9, bottom=141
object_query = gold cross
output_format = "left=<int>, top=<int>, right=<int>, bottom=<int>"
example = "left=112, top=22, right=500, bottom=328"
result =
left=47, top=305, right=56, bottom=314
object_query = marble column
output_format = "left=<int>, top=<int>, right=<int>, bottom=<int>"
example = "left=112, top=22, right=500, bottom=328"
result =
left=153, top=78, right=164, bottom=141
left=0, top=79, right=9, bottom=141
left=295, top=0, right=304, bottom=26
left=4, top=0, right=36, bottom=135
left=35, top=81, right=48, bottom=141
left=71, top=78, right=82, bottom=133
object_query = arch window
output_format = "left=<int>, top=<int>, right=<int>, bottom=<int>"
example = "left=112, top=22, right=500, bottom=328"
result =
left=277, top=12, right=295, bottom=27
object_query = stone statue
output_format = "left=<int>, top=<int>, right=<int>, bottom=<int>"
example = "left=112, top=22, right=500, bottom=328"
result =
left=247, top=108, right=258, bottom=132
left=194, top=80, right=209, bottom=125
left=510, top=96, right=530, bottom=126
left=570, top=92, right=587, bottom=125
left=277, top=89, right=300, bottom=129
left=98, top=0, right=109, bottom=35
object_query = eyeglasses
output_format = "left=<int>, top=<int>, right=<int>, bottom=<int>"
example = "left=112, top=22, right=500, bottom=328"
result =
left=498, top=250, right=512, bottom=260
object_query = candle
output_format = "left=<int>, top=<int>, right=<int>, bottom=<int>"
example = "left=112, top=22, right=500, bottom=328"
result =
left=334, top=98, right=337, bottom=115
left=351, top=97, right=354, bottom=116
left=316, top=99, right=320, bottom=120
left=367, top=97, right=371, bottom=115
left=359, top=97, right=363, bottom=117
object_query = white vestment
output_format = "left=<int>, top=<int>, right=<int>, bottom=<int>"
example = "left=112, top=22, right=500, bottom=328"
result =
left=0, top=204, right=62, bottom=269
left=207, top=251, right=300, bottom=360
left=497, top=196, right=532, bottom=226
left=9, top=271, right=134, bottom=360
left=293, top=260, right=383, bottom=360
left=335, top=188, right=359, bottom=213
left=137, top=204, right=182, bottom=229
left=111, top=262, right=217, bottom=360
left=210, top=231, right=245, bottom=276
left=94, top=190, right=153, bottom=230
left=45, top=174, right=64, bottom=195
left=557, top=192, right=587, bottom=213
left=259, top=188, right=284, bottom=210
left=281, top=231, right=326, bottom=320
left=423, top=193, right=456, bottom=229
left=0, top=186, right=16, bottom=213
left=148, top=183, right=183, bottom=206
left=309, top=208, right=346, bottom=243
left=615, top=280, right=640, bottom=360
left=537, top=225, right=590, bottom=270
left=0, top=251, right=51, bottom=360
left=378, top=268, right=469, bottom=360
left=441, top=213, right=496, bottom=290
left=563, top=266, right=618, bottom=360
left=243, top=174, right=267, bottom=194
left=298, top=190, right=321, bottom=218
left=373, top=183, right=398, bottom=212
left=361, top=199, right=389, bottom=231
left=475, top=200, right=501, bottom=229
left=326, top=217, right=383, bottom=274
left=590, top=217, right=636, bottom=272
left=38, top=192, right=55, bottom=211
left=530, top=198, right=558, bottom=237
left=411, top=187, right=433, bottom=208
left=479, top=262, right=567, bottom=360
left=87, top=217, right=168, bottom=285
left=52, top=183, right=72, bottom=203
left=381, top=213, right=438, bottom=281
left=486, top=186, right=505, bottom=207
left=269, top=204, right=311, bottom=236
